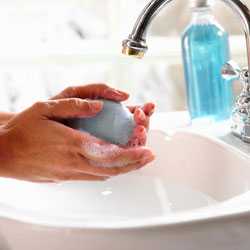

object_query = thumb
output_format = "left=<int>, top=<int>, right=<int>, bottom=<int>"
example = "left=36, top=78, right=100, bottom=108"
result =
left=33, top=98, right=103, bottom=119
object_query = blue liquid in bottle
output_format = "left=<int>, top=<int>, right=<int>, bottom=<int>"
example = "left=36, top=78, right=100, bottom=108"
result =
left=182, top=7, right=233, bottom=122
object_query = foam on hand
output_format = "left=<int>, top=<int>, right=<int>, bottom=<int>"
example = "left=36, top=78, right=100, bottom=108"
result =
left=66, top=100, right=135, bottom=145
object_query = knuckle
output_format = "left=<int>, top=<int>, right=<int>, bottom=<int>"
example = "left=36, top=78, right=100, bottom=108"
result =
left=64, top=86, right=76, bottom=97
left=68, top=98, right=84, bottom=109
left=68, top=98, right=78, bottom=106
left=78, top=99, right=91, bottom=111
left=96, top=83, right=109, bottom=91
left=99, top=83, right=109, bottom=89
left=32, top=101, right=47, bottom=111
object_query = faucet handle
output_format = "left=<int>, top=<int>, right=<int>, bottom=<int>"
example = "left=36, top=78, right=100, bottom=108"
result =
left=222, top=60, right=250, bottom=87
left=221, top=60, right=241, bottom=81
left=222, top=61, right=250, bottom=142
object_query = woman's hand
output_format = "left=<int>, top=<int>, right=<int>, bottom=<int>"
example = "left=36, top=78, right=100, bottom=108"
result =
left=0, top=84, right=155, bottom=183
left=52, top=84, right=155, bottom=147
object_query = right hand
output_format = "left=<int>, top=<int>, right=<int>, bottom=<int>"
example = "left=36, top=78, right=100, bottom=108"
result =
left=0, top=89, right=154, bottom=183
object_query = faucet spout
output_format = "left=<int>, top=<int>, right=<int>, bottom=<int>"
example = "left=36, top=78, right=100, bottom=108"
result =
left=122, top=0, right=250, bottom=80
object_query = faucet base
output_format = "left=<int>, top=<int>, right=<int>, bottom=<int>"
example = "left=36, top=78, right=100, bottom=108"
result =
left=231, top=117, right=250, bottom=143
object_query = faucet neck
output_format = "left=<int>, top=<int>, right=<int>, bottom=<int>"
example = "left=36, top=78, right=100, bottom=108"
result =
left=122, top=0, right=250, bottom=76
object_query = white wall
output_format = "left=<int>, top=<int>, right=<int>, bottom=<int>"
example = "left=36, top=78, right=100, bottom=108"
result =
left=0, top=0, right=248, bottom=112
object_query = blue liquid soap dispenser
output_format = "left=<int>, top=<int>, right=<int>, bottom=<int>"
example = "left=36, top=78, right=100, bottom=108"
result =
left=181, top=0, right=233, bottom=123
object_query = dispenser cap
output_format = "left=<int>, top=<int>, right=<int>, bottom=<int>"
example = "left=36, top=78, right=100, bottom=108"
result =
left=190, top=0, right=214, bottom=8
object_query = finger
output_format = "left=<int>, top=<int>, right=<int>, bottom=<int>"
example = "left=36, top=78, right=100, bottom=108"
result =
left=128, top=103, right=155, bottom=116
left=127, top=105, right=140, bottom=114
left=83, top=153, right=154, bottom=177
left=54, top=173, right=109, bottom=182
left=32, top=99, right=103, bottom=119
left=134, top=108, right=149, bottom=128
left=80, top=135, right=153, bottom=165
left=142, top=103, right=155, bottom=116
left=19, top=178, right=55, bottom=183
left=127, top=125, right=147, bottom=147
left=52, top=84, right=129, bottom=102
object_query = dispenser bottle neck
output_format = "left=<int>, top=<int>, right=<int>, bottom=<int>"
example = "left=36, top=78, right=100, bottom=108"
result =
left=191, top=7, right=215, bottom=25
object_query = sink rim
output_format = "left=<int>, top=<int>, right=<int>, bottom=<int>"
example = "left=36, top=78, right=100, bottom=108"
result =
left=0, top=128, right=250, bottom=230
left=1, top=190, right=250, bottom=230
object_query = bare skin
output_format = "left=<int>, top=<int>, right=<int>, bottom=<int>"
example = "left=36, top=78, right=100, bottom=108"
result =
left=0, top=112, right=15, bottom=126
left=53, top=84, right=155, bottom=147
left=0, top=84, right=155, bottom=183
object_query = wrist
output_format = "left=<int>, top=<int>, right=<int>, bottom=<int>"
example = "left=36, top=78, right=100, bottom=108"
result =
left=0, top=127, right=13, bottom=177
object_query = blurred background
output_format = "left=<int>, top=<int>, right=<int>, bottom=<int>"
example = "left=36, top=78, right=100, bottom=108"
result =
left=0, top=0, right=248, bottom=113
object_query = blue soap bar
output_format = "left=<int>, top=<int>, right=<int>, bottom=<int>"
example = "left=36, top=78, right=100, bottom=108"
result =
left=66, top=100, right=135, bottom=145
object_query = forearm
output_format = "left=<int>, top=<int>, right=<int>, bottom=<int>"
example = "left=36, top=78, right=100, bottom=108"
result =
left=0, top=112, right=15, bottom=125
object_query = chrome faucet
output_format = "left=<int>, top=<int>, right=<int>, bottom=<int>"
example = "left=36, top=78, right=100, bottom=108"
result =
left=122, top=0, right=250, bottom=143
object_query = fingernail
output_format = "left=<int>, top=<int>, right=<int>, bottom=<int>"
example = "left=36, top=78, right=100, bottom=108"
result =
left=108, top=88, right=129, bottom=98
left=116, top=89, right=129, bottom=97
left=148, top=103, right=155, bottom=116
left=112, top=88, right=128, bottom=96
left=90, top=100, right=103, bottom=111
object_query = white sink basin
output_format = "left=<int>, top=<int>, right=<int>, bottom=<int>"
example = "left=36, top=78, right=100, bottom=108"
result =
left=0, top=116, right=250, bottom=250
